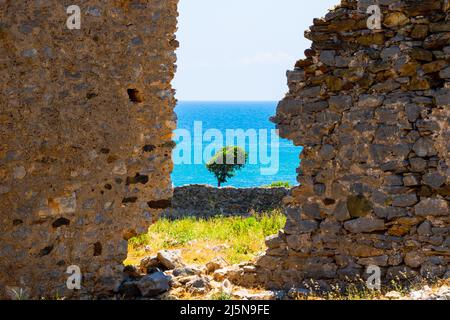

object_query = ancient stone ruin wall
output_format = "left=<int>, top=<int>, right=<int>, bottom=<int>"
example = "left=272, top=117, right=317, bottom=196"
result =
left=0, top=0, right=178, bottom=298
left=162, top=185, right=290, bottom=219
left=257, top=0, right=449, bottom=289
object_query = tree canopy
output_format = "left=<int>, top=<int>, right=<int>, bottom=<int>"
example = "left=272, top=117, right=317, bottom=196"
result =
left=206, top=146, right=248, bottom=187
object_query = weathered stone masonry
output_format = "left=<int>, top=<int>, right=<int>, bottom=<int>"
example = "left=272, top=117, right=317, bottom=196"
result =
left=162, top=185, right=290, bottom=219
left=253, top=0, right=450, bottom=289
left=1, top=0, right=449, bottom=299
left=0, top=0, right=178, bottom=298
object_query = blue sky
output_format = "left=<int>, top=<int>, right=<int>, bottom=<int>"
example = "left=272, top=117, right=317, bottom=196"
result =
left=173, top=0, right=338, bottom=101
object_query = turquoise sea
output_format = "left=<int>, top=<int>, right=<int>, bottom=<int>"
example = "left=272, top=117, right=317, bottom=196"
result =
left=171, top=101, right=303, bottom=188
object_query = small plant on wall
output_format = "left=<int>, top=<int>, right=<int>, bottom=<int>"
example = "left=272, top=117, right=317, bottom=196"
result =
left=206, top=146, right=248, bottom=187
left=263, top=181, right=292, bottom=188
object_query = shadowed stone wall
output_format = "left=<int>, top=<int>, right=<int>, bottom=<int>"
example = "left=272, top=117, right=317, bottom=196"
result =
left=251, top=0, right=449, bottom=290
left=162, top=185, right=290, bottom=219
left=0, top=0, right=178, bottom=298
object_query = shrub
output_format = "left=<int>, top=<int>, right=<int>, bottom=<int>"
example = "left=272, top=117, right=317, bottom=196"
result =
left=262, top=181, right=292, bottom=188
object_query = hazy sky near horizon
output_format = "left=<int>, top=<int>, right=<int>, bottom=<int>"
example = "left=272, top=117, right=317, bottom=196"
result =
left=173, top=0, right=338, bottom=101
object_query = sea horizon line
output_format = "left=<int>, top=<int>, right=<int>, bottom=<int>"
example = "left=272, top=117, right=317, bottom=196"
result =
left=177, top=100, right=279, bottom=103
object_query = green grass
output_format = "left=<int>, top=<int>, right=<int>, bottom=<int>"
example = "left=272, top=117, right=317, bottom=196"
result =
left=210, top=292, right=233, bottom=300
left=261, top=181, right=292, bottom=188
left=126, top=210, right=286, bottom=266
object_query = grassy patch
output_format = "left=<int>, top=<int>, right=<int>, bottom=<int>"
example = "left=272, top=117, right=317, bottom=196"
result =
left=261, top=181, right=292, bottom=188
left=125, top=210, right=286, bottom=266
left=210, top=292, right=233, bottom=300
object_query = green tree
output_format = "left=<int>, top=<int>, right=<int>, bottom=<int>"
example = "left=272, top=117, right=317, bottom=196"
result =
left=206, top=146, right=248, bottom=187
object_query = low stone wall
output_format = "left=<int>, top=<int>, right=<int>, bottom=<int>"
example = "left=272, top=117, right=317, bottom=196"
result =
left=162, top=185, right=290, bottom=219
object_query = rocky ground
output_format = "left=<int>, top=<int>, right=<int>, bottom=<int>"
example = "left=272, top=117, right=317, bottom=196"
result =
left=118, top=249, right=449, bottom=300
left=385, top=285, right=450, bottom=300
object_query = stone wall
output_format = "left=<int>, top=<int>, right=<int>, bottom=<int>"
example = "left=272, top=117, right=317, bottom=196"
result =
left=0, top=0, right=178, bottom=298
left=254, top=0, right=449, bottom=290
left=1, top=0, right=449, bottom=299
left=162, top=185, right=290, bottom=219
